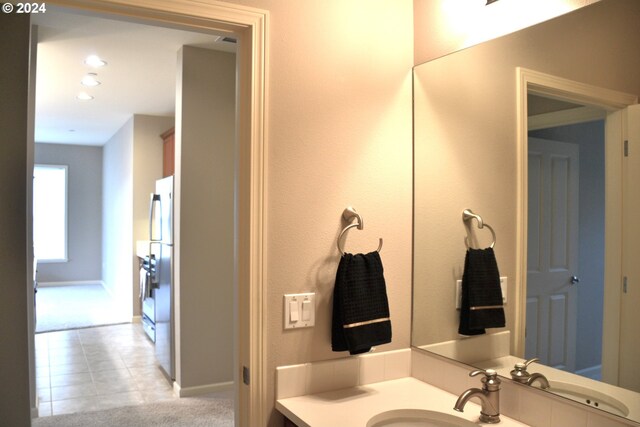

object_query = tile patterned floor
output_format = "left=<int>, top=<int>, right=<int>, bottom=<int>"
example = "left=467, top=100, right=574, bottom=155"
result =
left=35, top=323, right=178, bottom=417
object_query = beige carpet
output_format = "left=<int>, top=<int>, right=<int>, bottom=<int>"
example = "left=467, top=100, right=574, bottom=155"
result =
left=32, top=397, right=234, bottom=427
left=36, top=284, right=129, bottom=333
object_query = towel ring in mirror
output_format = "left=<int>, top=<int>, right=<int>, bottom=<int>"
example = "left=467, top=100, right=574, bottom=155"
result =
left=462, top=208, right=496, bottom=249
left=337, top=207, right=383, bottom=255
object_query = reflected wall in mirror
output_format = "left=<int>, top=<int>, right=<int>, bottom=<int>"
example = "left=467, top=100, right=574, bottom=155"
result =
left=412, top=0, right=640, bottom=423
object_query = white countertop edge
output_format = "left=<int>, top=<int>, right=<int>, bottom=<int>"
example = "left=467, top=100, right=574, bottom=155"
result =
left=475, top=355, right=640, bottom=422
left=276, top=377, right=529, bottom=427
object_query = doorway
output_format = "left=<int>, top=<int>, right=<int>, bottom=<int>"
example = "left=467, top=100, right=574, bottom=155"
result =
left=525, top=97, right=606, bottom=379
left=31, top=8, right=238, bottom=417
left=22, top=1, right=267, bottom=425
left=515, top=67, right=637, bottom=388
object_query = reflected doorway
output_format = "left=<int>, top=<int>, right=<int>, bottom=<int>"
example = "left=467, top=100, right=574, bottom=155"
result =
left=526, top=94, right=606, bottom=380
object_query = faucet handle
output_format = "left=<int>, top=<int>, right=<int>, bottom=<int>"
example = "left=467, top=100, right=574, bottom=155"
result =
left=511, top=358, right=540, bottom=382
left=470, top=368, right=497, bottom=378
left=519, top=357, right=540, bottom=369
left=469, top=369, right=501, bottom=390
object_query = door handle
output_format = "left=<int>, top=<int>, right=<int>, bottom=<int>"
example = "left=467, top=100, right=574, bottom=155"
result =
left=570, top=275, right=580, bottom=285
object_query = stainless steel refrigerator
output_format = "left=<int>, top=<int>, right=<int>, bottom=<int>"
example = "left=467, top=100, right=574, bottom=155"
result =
left=149, top=176, right=174, bottom=381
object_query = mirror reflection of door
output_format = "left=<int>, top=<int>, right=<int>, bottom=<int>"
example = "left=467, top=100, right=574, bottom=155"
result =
left=526, top=138, right=579, bottom=371
left=526, top=94, right=606, bottom=380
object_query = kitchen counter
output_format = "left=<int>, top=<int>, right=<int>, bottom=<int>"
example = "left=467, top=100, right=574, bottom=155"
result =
left=276, top=377, right=529, bottom=427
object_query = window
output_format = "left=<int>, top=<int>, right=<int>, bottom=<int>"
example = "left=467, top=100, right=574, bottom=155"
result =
left=33, top=164, right=68, bottom=262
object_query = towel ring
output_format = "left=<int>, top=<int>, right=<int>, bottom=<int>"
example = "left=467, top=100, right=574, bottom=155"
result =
left=337, top=207, right=383, bottom=255
left=462, top=208, right=496, bottom=249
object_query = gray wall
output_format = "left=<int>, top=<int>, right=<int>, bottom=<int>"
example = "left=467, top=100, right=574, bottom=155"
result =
left=530, top=120, right=606, bottom=372
left=0, top=12, right=31, bottom=426
left=174, top=47, right=235, bottom=389
left=35, top=143, right=103, bottom=283
left=102, top=118, right=134, bottom=315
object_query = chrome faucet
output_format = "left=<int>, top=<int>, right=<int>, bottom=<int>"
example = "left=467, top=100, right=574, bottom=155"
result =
left=454, top=369, right=501, bottom=424
left=526, top=372, right=550, bottom=389
left=510, top=358, right=550, bottom=389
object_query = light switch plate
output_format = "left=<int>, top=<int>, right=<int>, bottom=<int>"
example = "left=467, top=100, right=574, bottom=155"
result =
left=455, top=277, right=507, bottom=309
left=284, top=293, right=316, bottom=329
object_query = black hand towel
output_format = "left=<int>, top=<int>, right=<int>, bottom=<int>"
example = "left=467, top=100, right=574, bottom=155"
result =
left=458, top=247, right=505, bottom=336
left=332, top=251, right=392, bottom=355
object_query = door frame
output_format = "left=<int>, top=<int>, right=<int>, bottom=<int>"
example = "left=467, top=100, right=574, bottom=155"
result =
left=33, top=1, right=268, bottom=425
left=515, top=68, right=636, bottom=377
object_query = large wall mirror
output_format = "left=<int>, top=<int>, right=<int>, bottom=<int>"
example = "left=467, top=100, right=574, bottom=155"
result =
left=412, top=0, right=640, bottom=423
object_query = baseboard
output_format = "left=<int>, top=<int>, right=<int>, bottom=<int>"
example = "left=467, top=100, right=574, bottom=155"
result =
left=37, top=280, right=104, bottom=287
left=173, top=380, right=234, bottom=398
left=132, top=315, right=142, bottom=323
left=31, top=395, right=39, bottom=418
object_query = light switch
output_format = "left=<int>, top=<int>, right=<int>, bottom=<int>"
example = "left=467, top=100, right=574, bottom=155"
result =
left=284, top=293, right=316, bottom=329
left=289, top=300, right=299, bottom=322
left=301, top=299, right=311, bottom=321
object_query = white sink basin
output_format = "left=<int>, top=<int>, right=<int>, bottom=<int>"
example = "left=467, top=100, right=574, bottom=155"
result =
left=549, top=381, right=629, bottom=417
left=367, top=409, right=478, bottom=427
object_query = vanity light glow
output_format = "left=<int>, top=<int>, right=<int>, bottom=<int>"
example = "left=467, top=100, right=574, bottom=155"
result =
left=439, top=0, right=577, bottom=51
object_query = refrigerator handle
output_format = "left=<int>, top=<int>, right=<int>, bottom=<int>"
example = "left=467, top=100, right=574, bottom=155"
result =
left=149, top=193, right=162, bottom=242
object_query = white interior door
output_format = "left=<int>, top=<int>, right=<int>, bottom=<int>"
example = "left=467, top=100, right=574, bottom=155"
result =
left=620, top=104, right=640, bottom=392
left=527, top=137, right=579, bottom=371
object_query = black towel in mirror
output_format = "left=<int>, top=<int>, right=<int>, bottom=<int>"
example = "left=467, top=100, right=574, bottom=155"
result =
left=458, top=247, right=505, bottom=336
left=332, top=251, right=392, bottom=355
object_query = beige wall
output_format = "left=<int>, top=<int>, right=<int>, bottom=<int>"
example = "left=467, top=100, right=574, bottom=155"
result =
left=413, top=0, right=601, bottom=65
left=132, top=114, right=173, bottom=317
left=412, top=0, right=640, bottom=349
left=219, top=1, right=415, bottom=424
left=174, top=47, right=236, bottom=389
left=0, top=13, right=31, bottom=427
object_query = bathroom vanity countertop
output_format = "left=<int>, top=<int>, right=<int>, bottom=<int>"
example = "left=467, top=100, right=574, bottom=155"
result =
left=276, top=377, right=529, bottom=427
left=476, top=355, right=640, bottom=423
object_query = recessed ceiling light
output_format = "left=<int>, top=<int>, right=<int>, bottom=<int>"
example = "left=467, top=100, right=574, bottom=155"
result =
left=84, top=55, right=107, bottom=67
left=81, top=73, right=101, bottom=87
left=76, top=92, right=94, bottom=101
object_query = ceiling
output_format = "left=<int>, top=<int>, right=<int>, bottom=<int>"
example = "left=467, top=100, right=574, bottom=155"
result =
left=527, top=94, right=583, bottom=116
left=32, top=10, right=235, bottom=146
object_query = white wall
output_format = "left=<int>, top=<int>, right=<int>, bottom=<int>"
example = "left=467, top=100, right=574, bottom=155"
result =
left=132, top=114, right=173, bottom=317
left=413, top=0, right=601, bottom=64
left=174, top=47, right=235, bottom=389
left=35, top=143, right=103, bottom=283
left=102, top=118, right=134, bottom=317
left=103, top=115, right=172, bottom=319
left=0, top=12, right=31, bottom=426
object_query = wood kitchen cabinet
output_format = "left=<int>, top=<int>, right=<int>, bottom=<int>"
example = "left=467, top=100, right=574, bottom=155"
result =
left=161, top=127, right=175, bottom=177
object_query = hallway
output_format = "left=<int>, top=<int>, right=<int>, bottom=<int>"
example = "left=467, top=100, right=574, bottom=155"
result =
left=35, top=323, right=175, bottom=417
